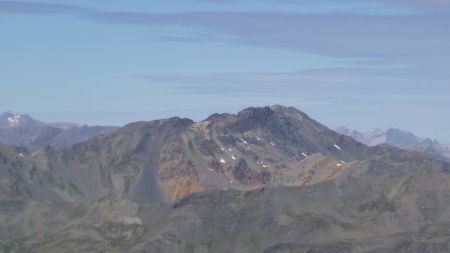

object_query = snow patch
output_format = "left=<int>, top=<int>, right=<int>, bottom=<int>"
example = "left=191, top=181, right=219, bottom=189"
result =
left=220, top=159, right=226, bottom=164
left=231, top=155, right=236, bottom=160
left=7, top=115, right=21, bottom=126
left=270, top=142, right=275, bottom=146
left=257, top=160, right=269, bottom=168
left=302, top=152, right=309, bottom=158
left=333, top=144, right=343, bottom=150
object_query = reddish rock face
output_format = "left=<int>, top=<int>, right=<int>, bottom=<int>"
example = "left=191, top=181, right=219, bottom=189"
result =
left=232, top=159, right=270, bottom=186
left=126, top=106, right=369, bottom=201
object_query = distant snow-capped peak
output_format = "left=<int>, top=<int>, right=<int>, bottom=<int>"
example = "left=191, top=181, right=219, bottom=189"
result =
left=0, top=111, right=41, bottom=129
left=0, top=111, right=28, bottom=127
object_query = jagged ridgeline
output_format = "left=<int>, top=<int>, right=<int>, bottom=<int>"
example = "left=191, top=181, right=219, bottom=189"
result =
left=1, top=106, right=450, bottom=253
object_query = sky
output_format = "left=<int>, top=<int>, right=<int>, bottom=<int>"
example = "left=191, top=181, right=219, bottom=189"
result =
left=1, top=0, right=449, bottom=143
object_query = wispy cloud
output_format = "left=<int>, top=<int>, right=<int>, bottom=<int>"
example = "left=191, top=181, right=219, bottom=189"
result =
left=197, top=0, right=450, bottom=8
left=0, top=0, right=86, bottom=14
left=4, top=1, right=449, bottom=69
left=381, top=0, right=450, bottom=5
left=368, top=0, right=450, bottom=7
left=86, top=11, right=450, bottom=68
left=136, top=67, right=449, bottom=96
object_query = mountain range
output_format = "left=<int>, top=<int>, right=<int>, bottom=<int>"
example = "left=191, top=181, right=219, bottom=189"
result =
left=1, top=106, right=450, bottom=253
left=336, top=127, right=450, bottom=161
left=0, top=111, right=116, bottom=149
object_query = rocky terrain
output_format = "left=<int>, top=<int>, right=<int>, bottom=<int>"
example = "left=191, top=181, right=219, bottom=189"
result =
left=0, top=106, right=371, bottom=204
left=336, top=127, right=450, bottom=161
left=0, top=112, right=116, bottom=149
left=0, top=106, right=449, bottom=253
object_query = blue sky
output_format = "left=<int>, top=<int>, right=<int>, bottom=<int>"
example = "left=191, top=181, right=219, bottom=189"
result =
left=1, top=0, right=449, bottom=142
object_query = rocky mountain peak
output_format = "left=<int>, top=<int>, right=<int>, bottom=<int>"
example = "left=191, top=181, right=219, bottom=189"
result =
left=235, top=105, right=305, bottom=121
left=270, top=104, right=306, bottom=119
left=203, top=106, right=309, bottom=129
left=217, top=105, right=310, bottom=134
